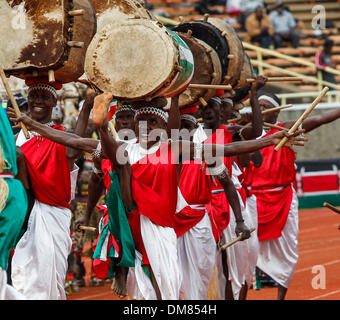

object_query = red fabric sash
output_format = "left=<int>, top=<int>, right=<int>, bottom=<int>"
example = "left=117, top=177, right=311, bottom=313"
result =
left=20, top=125, right=71, bottom=208
left=174, top=161, right=211, bottom=237
left=179, top=161, right=211, bottom=205
left=131, top=143, right=178, bottom=228
left=204, top=124, right=232, bottom=242
left=253, top=185, right=293, bottom=241
left=174, top=206, right=206, bottom=237
left=101, top=159, right=113, bottom=193
left=206, top=192, right=230, bottom=243
left=251, top=124, right=296, bottom=240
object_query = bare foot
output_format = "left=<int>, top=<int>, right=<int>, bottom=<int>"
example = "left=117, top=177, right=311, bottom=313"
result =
left=111, top=266, right=128, bottom=298
left=92, top=92, right=113, bottom=128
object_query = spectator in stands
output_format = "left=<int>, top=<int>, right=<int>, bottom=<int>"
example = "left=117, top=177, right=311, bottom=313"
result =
left=245, top=5, right=274, bottom=48
left=269, top=1, right=300, bottom=48
left=315, top=39, right=337, bottom=87
left=237, top=0, right=264, bottom=31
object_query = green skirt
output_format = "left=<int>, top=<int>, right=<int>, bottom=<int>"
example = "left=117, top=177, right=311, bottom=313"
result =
left=0, top=178, right=27, bottom=270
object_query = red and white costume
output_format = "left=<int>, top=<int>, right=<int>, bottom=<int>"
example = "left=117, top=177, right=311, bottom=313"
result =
left=12, top=128, right=79, bottom=300
left=174, top=126, right=216, bottom=300
left=251, top=125, right=299, bottom=288
left=125, top=141, right=181, bottom=300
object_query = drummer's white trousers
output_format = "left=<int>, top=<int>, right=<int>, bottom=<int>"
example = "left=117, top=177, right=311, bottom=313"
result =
left=256, top=189, right=299, bottom=288
left=126, top=215, right=181, bottom=300
left=11, top=200, right=72, bottom=300
left=177, top=212, right=216, bottom=300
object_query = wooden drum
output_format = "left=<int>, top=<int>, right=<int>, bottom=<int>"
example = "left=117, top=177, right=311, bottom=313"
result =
left=206, top=18, right=244, bottom=88
left=2, top=0, right=97, bottom=84
left=237, top=52, right=255, bottom=88
left=173, top=20, right=230, bottom=81
left=85, top=19, right=194, bottom=101
left=177, top=32, right=222, bottom=109
left=90, top=0, right=154, bottom=32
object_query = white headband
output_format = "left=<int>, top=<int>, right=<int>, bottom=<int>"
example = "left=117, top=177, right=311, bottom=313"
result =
left=181, top=114, right=198, bottom=125
left=28, top=84, right=58, bottom=100
left=258, top=95, right=280, bottom=108
left=135, top=107, right=168, bottom=123
left=222, top=98, right=233, bottom=106
left=209, top=97, right=222, bottom=105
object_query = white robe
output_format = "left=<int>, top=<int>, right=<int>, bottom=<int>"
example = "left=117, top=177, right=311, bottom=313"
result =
left=125, top=142, right=181, bottom=300
left=11, top=130, right=78, bottom=300
left=126, top=215, right=180, bottom=300
left=256, top=187, right=299, bottom=288
left=0, top=268, right=26, bottom=300
left=177, top=211, right=216, bottom=300
left=11, top=200, right=72, bottom=300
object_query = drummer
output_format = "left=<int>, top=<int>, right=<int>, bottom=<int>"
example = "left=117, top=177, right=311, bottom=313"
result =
left=8, top=77, right=94, bottom=300
left=10, top=92, right=304, bottom=300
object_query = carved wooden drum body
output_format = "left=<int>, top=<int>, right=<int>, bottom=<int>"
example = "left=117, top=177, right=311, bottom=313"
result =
left=176, top=32, right=222, bottom=109
left=1, top=0, right=96, bottom=84
left=207, top=17, right=244, bottom=88
left=237, top=52, right=255, bottom=88
left=90, top=0, right=154, bottom=32
left=85, top=19, right=194, bottom=101
left=173, top=20, right=229, bottom=82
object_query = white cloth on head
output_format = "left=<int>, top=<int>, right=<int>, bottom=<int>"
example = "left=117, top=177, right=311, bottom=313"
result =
left=177, top=212, right=216, bottom=300
left=256, top=187, right=299, bottom=288
left=11, top=200, right=72, bottom=300
left=126, top=215, right=181, bottom=300
left=0, top=268, right=26, bottom=300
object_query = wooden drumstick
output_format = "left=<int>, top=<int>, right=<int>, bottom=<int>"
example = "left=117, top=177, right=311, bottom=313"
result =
left=323, top=202, right=340, bottom=214
left=263, top=122, right=289, bottom=131
left=189, top=84, right=232, bottom=91
left=274, top=87, right=329, bottom=152
left=79, top=225, right=97, bottom=232
left=227, top=104, right=293, bottom=123
left=220, top=227, right=256, bottom=251
left=246, top=77, right=303, bottom=83
left=203, top=13, right=209, bottom=22
left=199, top=97, right=208, bottom=107
left=261, top=104, right=293, bottom=114
left=0, top=68, right=30, bottom=139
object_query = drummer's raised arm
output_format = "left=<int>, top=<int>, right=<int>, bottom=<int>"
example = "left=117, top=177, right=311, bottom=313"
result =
left=175, top=129, right=305, bottom=163
left=166, top=95, right=181, bottom=137
left=92, top=93, right=125, bottom=168
left=8, top=110, right=98, bottom=153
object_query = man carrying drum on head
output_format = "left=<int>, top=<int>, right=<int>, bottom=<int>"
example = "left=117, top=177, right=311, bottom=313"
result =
left=10, top=91, right=305, bottom=300
left=252, top=90, right=340, bottom=300
left=7, top=78, right=95, bottom=300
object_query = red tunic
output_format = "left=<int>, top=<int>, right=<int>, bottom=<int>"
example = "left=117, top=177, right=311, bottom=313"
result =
left=131, top=142, right=178, bottom=228
left=251, top=124, right=296, bottom=241
left=174, top=161, right=211, bottom=237
left=20, top=125, right=71, bottom=209
left=204, top=124, right=233, bottom=242
left=127, top=142, right=178, bottom=267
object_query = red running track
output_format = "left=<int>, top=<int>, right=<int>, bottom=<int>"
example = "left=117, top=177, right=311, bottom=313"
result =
left=68, top=207, right=340, bottom=300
